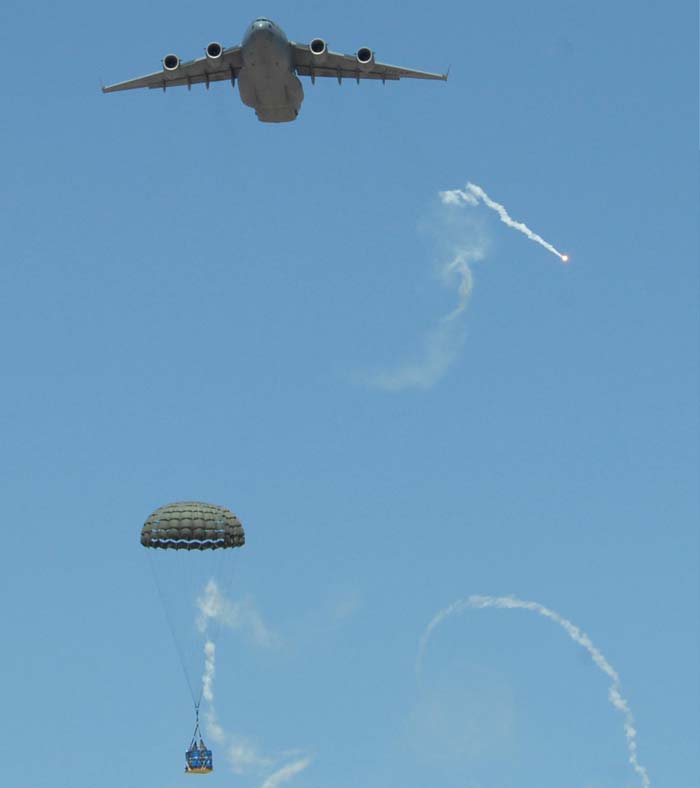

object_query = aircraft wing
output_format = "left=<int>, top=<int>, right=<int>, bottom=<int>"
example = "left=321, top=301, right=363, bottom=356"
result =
left=102, top=47, right=243, bottom=93
left=291, top=43, right=447, bottom=82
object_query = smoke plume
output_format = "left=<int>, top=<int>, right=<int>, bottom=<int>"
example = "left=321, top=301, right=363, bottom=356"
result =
left=197, top=578, right=278, bottom=648
left=193, top=582, right=309, bottom=785
left=202, top=640, right=216, bottom=702
left=260, top=757, right=312, bottom=788
left=417, top=595, right=649, bottom=788
left=364, top=214, right=487, bottom=390
left=365, top=180, right=566, bottom=390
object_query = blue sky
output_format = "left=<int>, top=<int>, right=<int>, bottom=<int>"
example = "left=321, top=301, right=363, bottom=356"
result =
left=1, top=1, right=697, bottom=786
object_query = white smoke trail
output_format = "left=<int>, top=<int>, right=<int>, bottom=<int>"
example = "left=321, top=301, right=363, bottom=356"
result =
left=364, top=224, right=486, bottom=391
left=260, top=756, right=312, bottom=788
left=194, top=583, right=310, bottom=780
left=228, top=739, right=274, bottom=774
left=441, top=183, right=569, bottom=262
left=200, top=629, right=224, bottom=746
left=417, top=595, right=650, bottom=788
left=365, top=179, right=566, bottom=390
left=202, top=640, right=216, bottom=702
left=197, top=579, right=278, bottom=648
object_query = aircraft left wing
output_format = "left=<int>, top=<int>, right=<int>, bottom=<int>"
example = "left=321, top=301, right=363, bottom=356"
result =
left=291, top=43, right=447, bottom=82
left=102, top=47, right=243, bottom=93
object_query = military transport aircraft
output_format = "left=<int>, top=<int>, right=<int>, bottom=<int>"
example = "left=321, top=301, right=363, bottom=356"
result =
left=102, top=17, right=447, bottom=122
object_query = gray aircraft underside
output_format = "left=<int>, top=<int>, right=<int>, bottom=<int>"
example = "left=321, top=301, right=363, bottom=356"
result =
left=102, top=17, right=447, bottom=122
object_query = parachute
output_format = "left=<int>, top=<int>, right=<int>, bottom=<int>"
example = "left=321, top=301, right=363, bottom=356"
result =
left=141, top=501, right=245, bottom=551
left=141, top=501, right=245, bottom=773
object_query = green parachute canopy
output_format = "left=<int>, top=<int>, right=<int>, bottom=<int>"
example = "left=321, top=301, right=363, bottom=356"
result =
left=141, top=502, right=245, bottom=551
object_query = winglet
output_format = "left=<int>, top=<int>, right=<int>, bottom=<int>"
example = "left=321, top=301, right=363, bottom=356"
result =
left=444, top=64, right=451, bottom=81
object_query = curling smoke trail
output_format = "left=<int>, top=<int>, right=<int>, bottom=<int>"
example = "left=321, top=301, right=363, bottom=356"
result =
left=365, top=180, right=567, bottom=389
left=441, top=183, right=569, bottom=262
left=417, top=595, right=650, bottom=788
left=363, top=223, right=486, bottom=390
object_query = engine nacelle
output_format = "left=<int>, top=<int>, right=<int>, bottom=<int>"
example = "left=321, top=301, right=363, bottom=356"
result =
left=206, top=41, right=224, bottom=61
left=162, top=54, right=180, bottom=71
left=356, top=47, right=374, bottom=71
left=309, top=37, right=329, bottom=64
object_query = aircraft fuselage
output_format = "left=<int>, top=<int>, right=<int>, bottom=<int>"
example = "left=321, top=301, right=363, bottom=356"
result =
left=238, top=19, right=303, bottom=123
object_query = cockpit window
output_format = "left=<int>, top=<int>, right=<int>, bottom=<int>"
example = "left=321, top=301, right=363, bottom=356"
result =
left=250, top=17, right=276, bottom=32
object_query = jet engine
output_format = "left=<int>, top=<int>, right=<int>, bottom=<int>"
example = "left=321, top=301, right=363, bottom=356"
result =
left=356, top=47, right=375, bottom=70
left=162, top=54, right=180, bottom=71
left=206, top=42, right=224, bottom=62
left=309, top=38, right=329, bottom=64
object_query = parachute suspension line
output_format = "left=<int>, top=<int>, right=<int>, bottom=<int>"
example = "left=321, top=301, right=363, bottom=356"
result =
left=147, top=550, right=198, bottom=704
left=190, top=702, right=205, bottom=749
